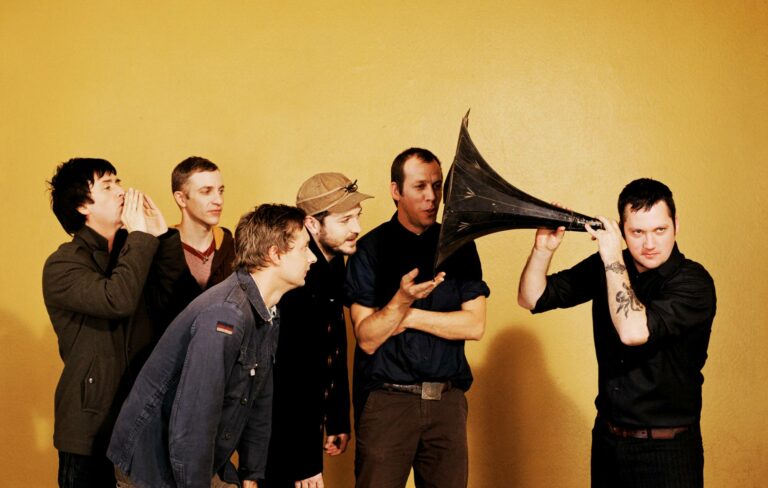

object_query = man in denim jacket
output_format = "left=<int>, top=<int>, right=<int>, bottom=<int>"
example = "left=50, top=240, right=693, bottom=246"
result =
left=108, top=204, right=317, bottom=488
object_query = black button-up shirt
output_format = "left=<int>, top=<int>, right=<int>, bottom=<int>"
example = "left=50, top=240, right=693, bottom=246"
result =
left=345, top=214, right=490, bottom=414
left=533, top=244, right=716, bottom=427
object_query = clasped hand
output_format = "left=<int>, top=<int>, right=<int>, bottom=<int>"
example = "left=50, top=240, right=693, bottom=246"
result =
left=121, top=189, right=168, bottom=236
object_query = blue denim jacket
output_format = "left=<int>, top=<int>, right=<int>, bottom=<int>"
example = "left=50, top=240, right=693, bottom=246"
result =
left=108, top=268, right=278, bottom=488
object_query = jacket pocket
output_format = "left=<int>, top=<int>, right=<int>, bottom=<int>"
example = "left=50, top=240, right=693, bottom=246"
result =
left=81, top=355, right=118, bottom=414
left=237, top=348, right=260, bottom=379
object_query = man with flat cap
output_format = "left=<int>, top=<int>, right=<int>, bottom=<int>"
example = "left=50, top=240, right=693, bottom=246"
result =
left=264, top=173, right=373, bottom=488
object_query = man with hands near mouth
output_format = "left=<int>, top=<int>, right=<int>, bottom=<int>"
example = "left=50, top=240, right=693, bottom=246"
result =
left=518, top=178, right=716, bottom=488
left=43, top=158, right=185, bottom=488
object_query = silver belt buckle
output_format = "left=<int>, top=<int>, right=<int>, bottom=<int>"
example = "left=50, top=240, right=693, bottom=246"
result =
left=421, top=382, right=442, bottom=401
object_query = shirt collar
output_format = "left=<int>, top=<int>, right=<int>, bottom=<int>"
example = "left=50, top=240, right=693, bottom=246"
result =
left=75, top=225, right=110, bottom=252
left=656, top=243, right=683, bottom=277
left=235, top=267, right=275, bottom=323
left=388, top=212, right=439, bottom=239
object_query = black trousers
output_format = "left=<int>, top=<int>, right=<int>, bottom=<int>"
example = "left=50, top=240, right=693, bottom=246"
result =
left=58, top=451, right=115, bottom=488
left=591, top=417, right=704, bottom=488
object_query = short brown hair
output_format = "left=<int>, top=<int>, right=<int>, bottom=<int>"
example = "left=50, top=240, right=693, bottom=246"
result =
left=390, top=147, right=441, bottom=193
left=234, top=204, right=306, bottom=271
left=171, top=156, right=219, bottom=193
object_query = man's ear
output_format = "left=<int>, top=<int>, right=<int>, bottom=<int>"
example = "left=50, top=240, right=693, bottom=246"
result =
left=173, top=191, right=187, bottom=208
left=267, top=244, right=281, bottom=266
left=77, top=204, right=90, bottom=217
left=390, top=181, right=401, bottom=203
left=674, top=216, right=680, bottom=235
left=304, top=215, right=321, bottom=236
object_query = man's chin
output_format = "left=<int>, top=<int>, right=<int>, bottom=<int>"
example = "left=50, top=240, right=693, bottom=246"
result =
left=339, top=243, right=358, bottom=256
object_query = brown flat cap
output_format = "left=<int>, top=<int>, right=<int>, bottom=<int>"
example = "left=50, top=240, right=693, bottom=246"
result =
left=296, top=172, right=373, bottom=216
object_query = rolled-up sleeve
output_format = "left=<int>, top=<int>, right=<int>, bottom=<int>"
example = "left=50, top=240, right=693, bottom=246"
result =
left=645, top=264, right=716, bottom=344
left=533, top=252, right=601, bottom=314
left=345, top=245, right=377, bottom=307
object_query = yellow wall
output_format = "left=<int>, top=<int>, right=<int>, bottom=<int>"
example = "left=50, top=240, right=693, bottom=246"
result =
left=2, top=1, right=766, bottom=486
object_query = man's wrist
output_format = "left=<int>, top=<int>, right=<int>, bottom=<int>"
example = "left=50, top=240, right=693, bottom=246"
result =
left=604, top=260, right=626, bottom=274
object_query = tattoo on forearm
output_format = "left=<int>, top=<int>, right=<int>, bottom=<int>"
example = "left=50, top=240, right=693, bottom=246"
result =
left=615, top=283, right=644, bottom=318
left=605, top=261, right=626, bottom=274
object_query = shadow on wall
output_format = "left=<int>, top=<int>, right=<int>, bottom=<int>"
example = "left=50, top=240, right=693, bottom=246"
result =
left=0, top=309, right=60, bottom=486
left=469, top=326, right=591, bottom=488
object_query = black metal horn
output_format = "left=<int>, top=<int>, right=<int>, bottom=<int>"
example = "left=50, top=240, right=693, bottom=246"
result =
left=435, top=111, right=603, bottom=270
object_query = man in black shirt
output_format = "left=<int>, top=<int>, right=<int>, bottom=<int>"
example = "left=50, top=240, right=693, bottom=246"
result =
left=346, top=148, right=490, bottom=488
left=518, top=178, right=716, bottom=488
left=264, top=172, right=372, bottom=488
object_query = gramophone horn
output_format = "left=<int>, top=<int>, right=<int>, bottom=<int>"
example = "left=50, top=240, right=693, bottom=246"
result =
left=435, top=111, right=603, bottom=269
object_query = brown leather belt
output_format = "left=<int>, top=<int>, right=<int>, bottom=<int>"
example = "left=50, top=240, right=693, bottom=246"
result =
left=381, top=381, right=451, bottom=400
left=604, top=419, right=689, bottom=440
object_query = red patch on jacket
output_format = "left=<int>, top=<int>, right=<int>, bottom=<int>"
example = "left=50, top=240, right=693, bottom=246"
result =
left=216, top=322, right=234, bottom=335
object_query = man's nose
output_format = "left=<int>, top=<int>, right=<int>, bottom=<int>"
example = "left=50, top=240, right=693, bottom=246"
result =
left=643, top=234, right=656, bottom=248
left=308, top=250, right=317, bottom=264
left=349, top=217, right=361, bottom=234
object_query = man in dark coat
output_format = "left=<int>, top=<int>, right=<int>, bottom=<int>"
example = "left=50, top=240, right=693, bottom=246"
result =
left=263, top=173, right=372, bottom=488
left=42, top=158, right=185, bottom=487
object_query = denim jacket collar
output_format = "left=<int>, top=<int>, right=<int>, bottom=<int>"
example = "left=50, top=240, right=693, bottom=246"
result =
left=235, top=267, right=275, bottom=323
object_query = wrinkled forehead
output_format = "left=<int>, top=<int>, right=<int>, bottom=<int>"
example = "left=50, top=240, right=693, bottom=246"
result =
left=403, top=157, right=442, bottom=184
left=184, top=169, right=223, bottom=189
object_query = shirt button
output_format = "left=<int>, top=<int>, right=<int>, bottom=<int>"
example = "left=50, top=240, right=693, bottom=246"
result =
left=224, top=432, right=232, bottom=440
left=327, top=324, right=332, bottom=333
left=241, top=397, right=248, bottom=405
left=88, top=377, right=94, bottom=384
left=327, top=355, right=333, bottom=367
left=324, top=389, right=330, bottom=399
left=240, top=283, right=247, bottom=290
left=330, top=381, right=335, bottom=390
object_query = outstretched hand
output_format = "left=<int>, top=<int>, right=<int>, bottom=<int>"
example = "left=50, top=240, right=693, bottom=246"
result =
left=398, top=268, right=446, bottom=303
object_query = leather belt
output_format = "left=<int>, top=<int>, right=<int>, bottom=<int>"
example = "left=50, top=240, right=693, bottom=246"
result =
left=604, top=419, right=689, bottom=440
left=381, top=381, right=451, bottom=400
